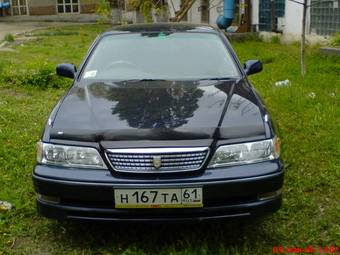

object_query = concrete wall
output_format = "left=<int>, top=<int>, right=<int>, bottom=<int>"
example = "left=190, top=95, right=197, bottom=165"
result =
left=209, top=3, right=223, bottom=27
left=283, top=0, right=311, bottom=39
left=121, top=10, right=144, bottom=23
left=283, top=0, right=303, bottom=36
left=187, top=0, right=201, bottom=23
left=251, top=0, right=259, bottom=31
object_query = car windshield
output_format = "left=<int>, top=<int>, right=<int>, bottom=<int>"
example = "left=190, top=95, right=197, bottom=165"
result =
left=82, top=32, right=240, bottom=81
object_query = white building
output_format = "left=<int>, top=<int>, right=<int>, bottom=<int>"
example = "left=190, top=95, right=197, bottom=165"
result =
left=169, top=0, right=340, bottom=37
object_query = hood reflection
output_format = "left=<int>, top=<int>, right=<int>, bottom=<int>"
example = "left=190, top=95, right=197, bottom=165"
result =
left=51, top=79, right=266, bottom=142
left=87, top=81, right=204, bottom=129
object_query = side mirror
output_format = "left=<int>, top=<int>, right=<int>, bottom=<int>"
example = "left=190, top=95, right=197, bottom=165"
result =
left=56, top=63, right=77, bottom=79
left=244, top=60, right=263, bottom=76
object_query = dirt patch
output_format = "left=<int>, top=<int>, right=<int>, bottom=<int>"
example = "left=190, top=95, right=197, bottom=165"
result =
left=0, top=36, right=41, bottom=51
left=0, top=22, right=47, bottom=41
left=0, top=22, right=82, bottom=41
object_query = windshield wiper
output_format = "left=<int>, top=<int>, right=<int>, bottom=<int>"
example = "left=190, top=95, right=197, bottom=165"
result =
left=116, top=78, right=168, bottom=83
left=113, top=77, right=238, bottom=83
left=198, top=77, right=238, bottom=81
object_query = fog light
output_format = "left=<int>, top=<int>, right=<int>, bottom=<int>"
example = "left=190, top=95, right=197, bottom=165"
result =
left=37, top=194, right=60, bottom=204
left=258, top=189, right=282, bottom=201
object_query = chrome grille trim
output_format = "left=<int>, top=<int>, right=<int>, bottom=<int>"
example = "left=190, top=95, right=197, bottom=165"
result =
left=107, top=147, right=209, bottom=154
left=105, top=147, right=210, bottom=173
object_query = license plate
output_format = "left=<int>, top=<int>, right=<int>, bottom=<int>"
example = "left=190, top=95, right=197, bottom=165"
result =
left=114, top=187, right=203, bottom=208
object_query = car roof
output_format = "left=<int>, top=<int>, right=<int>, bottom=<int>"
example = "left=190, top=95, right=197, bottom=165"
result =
left=104, top=23, right=218, bottom=35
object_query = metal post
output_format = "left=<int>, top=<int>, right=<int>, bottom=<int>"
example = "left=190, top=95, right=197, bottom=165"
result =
left=301, top=0, right=307, bottom=76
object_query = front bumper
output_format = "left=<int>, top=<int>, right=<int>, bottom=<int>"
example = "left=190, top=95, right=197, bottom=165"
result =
left=33, top=160, right=284, bottom=222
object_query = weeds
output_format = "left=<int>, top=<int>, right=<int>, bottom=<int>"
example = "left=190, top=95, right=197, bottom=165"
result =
left=0, top=62, right=69, bottom=89
left=330, top=32, right=340, bottom=47
left=96, top=0, right=112, bottom=24
left=271, top=35, right=281, bottom=44
left=4, top=33, right=14, bottom=42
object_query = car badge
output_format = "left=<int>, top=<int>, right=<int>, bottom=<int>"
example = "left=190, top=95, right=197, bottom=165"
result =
left=153, top=156, right=162, bottom=169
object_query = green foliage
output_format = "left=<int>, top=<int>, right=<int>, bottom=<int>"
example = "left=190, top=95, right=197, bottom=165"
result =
left=330, top=32, right=340, bottom=47
left=271, top=35, right=281, bottom=44
left=226, top=32, right=261, bottom=42
left=31, top=31, right=79, bottom=37
left=140, top=0, right=153, bottom=23
left=0, top=24, right=108, bottom=89
left=96, top=0, right=112, bottom=24
left=126, top=0, right=165, bottom=23
left=0, top=62, right=4, bottom=73
left=127, top=0, right=140, bottom=10
left=4, top=33, right=14, bottom=42
left=0, top=62, right=69, bottom=89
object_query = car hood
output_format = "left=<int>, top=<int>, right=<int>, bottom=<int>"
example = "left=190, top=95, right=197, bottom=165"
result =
left=50, top=79, right=266, bottom=143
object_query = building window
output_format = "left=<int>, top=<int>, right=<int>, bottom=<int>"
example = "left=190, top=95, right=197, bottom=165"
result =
left=11, top=0, right=28, bottom=15
left=310, top=0, right=340, bottom=35
left=57, top=0, right=80, bottom=14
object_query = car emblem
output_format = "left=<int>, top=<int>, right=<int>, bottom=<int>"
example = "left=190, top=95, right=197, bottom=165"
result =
left=153, top=156, right=162, bottom=169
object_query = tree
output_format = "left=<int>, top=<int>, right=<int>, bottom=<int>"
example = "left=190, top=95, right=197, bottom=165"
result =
left=288, top=0, right=308, bottom=76
left=96, top=0, right=113, bottom=24
left=87, top=81, right=204, bottom=129
left=127, top=0, right=167, bottom=22
left=169, top=0, right=197, bottom=22
left=290, top=0, right=334, bottom=76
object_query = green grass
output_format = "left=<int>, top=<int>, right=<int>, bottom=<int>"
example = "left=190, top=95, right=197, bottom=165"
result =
left=4, top=33, right=15, bottom=43
left=330, top=32, right=340, bottom=47
left=0, top=25, right=339, bottom=255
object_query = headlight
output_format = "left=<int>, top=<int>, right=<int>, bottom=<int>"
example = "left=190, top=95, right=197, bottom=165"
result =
left=37, top=142, right=107, bottom=169
left=208, top=137, right=280, bottom=168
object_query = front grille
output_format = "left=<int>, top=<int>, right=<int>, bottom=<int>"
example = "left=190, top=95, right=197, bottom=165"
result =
left=106, top=147, right=209, bottom=173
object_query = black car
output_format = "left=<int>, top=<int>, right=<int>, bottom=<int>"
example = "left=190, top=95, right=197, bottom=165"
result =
left=33, top=23, right=284, bottom=222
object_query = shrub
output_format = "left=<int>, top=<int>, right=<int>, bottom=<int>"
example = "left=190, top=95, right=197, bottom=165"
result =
left=0, top=62, right=70, bottom=89
left=330, top=33, right=340, bottom=47
left=271, top=35, right=281, bottom=44
left=126, top=0, right=163, bottom=23
left=4, top=33, right=14, bottom=42
left=227, top=32, right=261, bottom=42
left=96, top=0, right=112, bottom=24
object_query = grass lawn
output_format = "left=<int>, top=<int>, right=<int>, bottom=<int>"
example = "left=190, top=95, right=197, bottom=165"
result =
left=0, top=24, right=339, bottom=255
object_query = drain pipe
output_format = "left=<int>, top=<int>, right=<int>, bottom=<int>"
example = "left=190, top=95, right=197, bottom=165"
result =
left=216, top=0, right=234, bottom=30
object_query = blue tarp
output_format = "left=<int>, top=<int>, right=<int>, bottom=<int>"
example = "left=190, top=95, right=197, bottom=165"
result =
left=0, top=2, right=10, bottom=9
